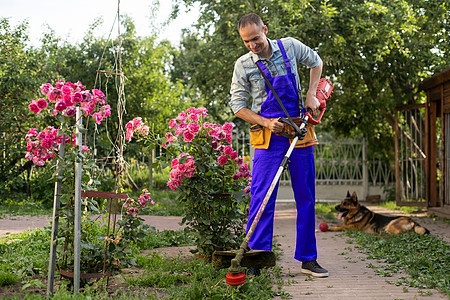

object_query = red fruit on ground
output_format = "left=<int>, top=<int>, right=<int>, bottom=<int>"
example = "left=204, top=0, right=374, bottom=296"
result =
left=319, top=222, right=328, bottom=232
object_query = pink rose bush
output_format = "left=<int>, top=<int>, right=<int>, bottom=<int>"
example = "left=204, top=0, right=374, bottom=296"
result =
left=25, top=80, right=158, bottom=274
left=122, top=189, right=155, bottom=218
left=125, top=117, right=150, bottom=141
left=162, top=107, right=252, bottom=257
left=164, top=107, right=251, bottom=194
left=25, top=80, right=106, bottom=166
left=25, top=126, right=89, bottom=166
left=30, top=80, right=110, bottom=124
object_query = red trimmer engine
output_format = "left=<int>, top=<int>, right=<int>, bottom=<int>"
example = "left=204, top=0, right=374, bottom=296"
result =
left=305, top=78, right=334, bottom=125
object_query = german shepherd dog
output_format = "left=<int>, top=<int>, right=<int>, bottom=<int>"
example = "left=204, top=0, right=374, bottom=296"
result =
left=328, top=192, right=429, bottom=235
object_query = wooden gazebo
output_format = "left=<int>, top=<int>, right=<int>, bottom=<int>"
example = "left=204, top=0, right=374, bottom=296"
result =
left=395, top=67, right=450, bottom=217
left=419, top=67, right=450, bottom=217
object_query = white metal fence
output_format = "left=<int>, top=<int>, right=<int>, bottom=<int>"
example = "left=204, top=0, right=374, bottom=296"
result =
left=232, top=128, right=395, bottom=200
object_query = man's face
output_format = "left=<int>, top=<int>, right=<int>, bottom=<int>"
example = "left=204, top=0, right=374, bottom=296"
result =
left=239, top=23, right=269, bottom=56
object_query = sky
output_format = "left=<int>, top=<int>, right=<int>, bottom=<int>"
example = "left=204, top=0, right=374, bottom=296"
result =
left=1, top=0, right=200, bottom=46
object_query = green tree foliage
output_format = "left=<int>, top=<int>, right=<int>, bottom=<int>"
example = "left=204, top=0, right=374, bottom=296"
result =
left=170, top=0, right=448, bottom=159
left=0, top=16, right=189, bottom=202
left=0, top=18, right=59, bottom=200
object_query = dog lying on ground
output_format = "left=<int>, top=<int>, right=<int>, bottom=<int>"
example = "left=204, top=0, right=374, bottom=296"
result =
left=327, top=191, right=429, bottom=235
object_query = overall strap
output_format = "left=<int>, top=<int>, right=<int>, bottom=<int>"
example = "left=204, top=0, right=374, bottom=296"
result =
left=276, top=40, right=292, bottom=74
left=255, top=61, right=273, bottom=80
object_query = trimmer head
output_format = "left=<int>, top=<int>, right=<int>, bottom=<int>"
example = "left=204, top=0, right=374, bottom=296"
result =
left=225, top=272, right=247, bottom=285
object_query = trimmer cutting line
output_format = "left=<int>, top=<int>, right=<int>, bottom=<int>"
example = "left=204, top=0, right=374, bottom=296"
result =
left=212, top=78, right=334, bottom=286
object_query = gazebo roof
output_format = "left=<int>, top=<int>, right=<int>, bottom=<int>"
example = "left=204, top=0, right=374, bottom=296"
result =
left=419, top=67, right=450, bottom=91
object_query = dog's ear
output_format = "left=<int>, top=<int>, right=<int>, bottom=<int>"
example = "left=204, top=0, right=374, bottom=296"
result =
left=351, top=192, right=358, bottom=203
left=346, top=191, right=351, bottom=198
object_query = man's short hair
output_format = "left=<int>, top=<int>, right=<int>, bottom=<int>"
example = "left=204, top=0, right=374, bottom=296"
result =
left=238, top=13, right=264, bottom=31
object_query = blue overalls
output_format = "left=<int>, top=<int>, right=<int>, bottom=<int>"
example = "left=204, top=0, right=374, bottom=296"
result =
left=247, top=40, right=317, bottom=262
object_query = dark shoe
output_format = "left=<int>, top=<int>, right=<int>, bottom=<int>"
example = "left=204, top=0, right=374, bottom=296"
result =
left=301, top=260, right=329, bottom=278
left=246, top=267, right=261, bottom=276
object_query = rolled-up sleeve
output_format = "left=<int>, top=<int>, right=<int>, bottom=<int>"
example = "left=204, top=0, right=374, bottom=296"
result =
left=289, top=38, right=322, bottom=69
left=229, top=59, right=250, bottom=114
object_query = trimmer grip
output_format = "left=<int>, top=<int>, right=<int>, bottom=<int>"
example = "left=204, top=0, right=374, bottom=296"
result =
left=305, top=109, right=325, bottom=125
left=305, top=78, right=333, bottom=125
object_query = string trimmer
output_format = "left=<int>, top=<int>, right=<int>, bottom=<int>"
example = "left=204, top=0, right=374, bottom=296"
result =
left=212, top=78, right=334, bottom=285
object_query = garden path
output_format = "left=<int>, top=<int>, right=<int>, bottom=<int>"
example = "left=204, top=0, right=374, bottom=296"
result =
left=0, top=215, right=184, bottom=238
left=272, top=202, right=449, bottom=299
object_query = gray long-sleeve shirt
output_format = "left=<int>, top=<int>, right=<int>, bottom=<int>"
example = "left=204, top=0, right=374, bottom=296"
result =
left=229, top=37, right=322, bottom=114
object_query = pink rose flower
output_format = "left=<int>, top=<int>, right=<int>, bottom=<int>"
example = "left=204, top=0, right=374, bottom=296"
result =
left=139, top=125, right=149, bottom=136
left=72, top=92, right=82, bottom=103
left=81, top=102, right=94, bottom=116
left=223, top=122, right=233, bottom=133
left=197, top=107, right=208, bottom=117
left=230, top=151, right=238, bottom=160
left=64, top=94, right=73, bottom=107
left=81, top=91, right=92, bottom=103
left=167, top=180, right=178, bottom=191
left=37, top=132, right=46, bottom=139
left=36, top=98, right=48, bottom=110
left=65, top=106, right=77, bottom=117
left=75, top=81, right=86, bottom=91
left=55, top=101, right=66, bottom=112
left=82, top=146, right=89, bottom=151
left=183, top=131, right=195, bottom=142
left=41, top=138, right=54, bottom=149
left=40, top=83, right=53, bottom=95
left=55, top=80, right=64, bottom=89
left=92, top=89, right=106, bottom=100
left=217, top=131, right=226, bottom=140
left=218, top=155, right=228, bottom=165
left=178, top=163, right=187, bottom=173
left=125, top=129, right=133, bottom=141
left=187, top=122, right=200, bottom=133
left=171, top=158, right=179, bottom=168
left=28, top=101, right=40, bottom=114
left=176, top=111, right=187, bottom=123
left=224, top=145, right=233, bottom=155
left=126, top=121, right=134, bottom=129
left=244, top=186, right=251, bottom=194
left=126, top=206, right=138, bottom=217
left=188, top=113, right=199, bottom=122
left=62, top=85, right=72, bottom=95
left=132, top=117, right=142, bottom=127
left=50, top=89, right=62, bottom=101
left=169, top=119, right=178, bottom=129
left=102, top=105, right=111, bottom=117
left=239, top=163, right=249, bottom=173
left=92, top=112, right=103, bottom=124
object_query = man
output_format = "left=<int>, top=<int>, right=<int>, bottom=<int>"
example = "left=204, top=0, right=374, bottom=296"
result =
left=229, top=13, right=328, bottom=278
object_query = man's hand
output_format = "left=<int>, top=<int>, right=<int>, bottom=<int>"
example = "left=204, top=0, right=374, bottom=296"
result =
left=305, top=90, right=320, bottom=116
left=268, top=118, right=285, bottom=133
left=235, top=108, right=284, bottom=133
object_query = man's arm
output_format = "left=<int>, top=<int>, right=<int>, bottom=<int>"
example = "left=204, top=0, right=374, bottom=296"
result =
left=305, top=61, right=323, bottom=115
left=235, top=108, right=284, bottom=133
left=287, top=37, right=323, bottom=115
